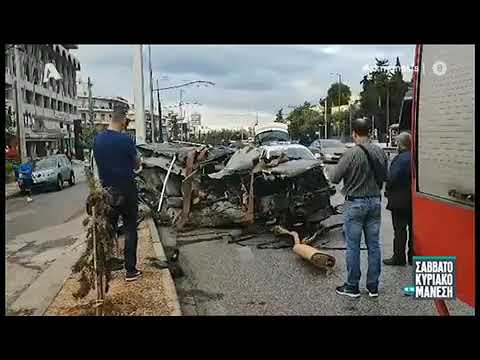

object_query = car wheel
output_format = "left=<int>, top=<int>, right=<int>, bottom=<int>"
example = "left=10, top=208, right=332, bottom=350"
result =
left=69, top=172, right=75, bottom=186
left=56, top=175, right=63, bottom=191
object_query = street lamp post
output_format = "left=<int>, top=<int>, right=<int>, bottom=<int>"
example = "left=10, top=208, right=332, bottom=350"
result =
left=152, top=80, right=215, bottom=142
left=132, top=45, right=146, bottom=145
left=330, top=72, right=343, bottom=138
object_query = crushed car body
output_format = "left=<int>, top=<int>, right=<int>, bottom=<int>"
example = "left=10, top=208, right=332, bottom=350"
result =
left=136, top=140, right=336, bottom=235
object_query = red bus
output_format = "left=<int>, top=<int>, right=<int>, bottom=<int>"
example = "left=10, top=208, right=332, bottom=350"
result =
left=411, top=45, right=475, bottom=314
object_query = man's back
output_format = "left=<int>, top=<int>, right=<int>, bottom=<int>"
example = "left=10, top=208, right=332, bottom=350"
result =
left=331, top=142, right=388, bottom=198
left=93, top=130, right=137, bottom=189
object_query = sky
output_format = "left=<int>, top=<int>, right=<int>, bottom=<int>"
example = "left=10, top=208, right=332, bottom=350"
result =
left=72, top=45, right=415, bottom=129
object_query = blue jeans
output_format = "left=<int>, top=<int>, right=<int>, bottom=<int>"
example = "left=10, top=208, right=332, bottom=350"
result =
left=343, top=197, right=382, bottom=290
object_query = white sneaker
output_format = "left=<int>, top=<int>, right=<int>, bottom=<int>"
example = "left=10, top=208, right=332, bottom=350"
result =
left=27, top=197, right=33, bottom=203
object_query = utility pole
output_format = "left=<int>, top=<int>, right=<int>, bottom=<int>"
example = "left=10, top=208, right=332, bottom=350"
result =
left=156, top=79, right=164, bottom=142
left=179, top=89, right=184, bottom=119
left=13, top=45, right=27, bottom=163
left=386, top=83, right=390, bottom=143
left=148, top=45, right=156, bottom=143
left=337, top=74, right=343, bottom=139
left=132, top=45, right=146, bottom=145
left=324, top=98, right=328, bottom=139
left=349, top=104, right=352, bottom=138
left=87, top=77, right=94, bottom=126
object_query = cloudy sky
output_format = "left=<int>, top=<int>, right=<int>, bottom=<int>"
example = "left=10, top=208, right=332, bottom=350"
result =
left=72, top=45, right=415, bottom=129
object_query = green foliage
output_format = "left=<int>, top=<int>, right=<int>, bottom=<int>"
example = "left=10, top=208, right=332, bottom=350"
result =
left=274, top=108, right=285, bottom=123
left=359, top=57, right=410, bottom=141
left=194, top=128, right=250, bottom=145
left=6, top=162, right=14, bottom=174
left=82, top=126, right=99, bottom=150
left=327, top=82, right=351, bottom=107
left=286, top=102, right=323, bottom=145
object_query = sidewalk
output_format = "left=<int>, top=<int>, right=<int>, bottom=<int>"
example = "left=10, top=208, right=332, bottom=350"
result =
left=45, top=215, right=181, bottom=316
left=5, top=181, right=21, bottom=199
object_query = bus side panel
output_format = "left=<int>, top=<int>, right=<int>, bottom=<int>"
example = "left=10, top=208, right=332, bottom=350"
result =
left=413, top=195, right=475, bottom=307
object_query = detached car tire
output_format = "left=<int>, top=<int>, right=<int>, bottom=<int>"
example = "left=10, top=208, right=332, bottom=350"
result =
left=69, top=171, right=75, bottom=186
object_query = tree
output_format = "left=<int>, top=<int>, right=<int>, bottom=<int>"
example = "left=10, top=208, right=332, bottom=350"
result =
left=359, top=57, right=410, bottom=141
left=331, top=110, right=349, bottom=139
left=274, top=108, right=285, bottom=123
left=327, top=82, right=351, bottom=107
left=286, top=102, right=323, bottom=145
left=81, top=126, right=99, bottom=150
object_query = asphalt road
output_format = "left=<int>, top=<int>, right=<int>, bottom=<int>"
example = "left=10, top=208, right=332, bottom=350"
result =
left=173, top=164, right=474, bottom=316
left=5, top=165, right=88, bottom=311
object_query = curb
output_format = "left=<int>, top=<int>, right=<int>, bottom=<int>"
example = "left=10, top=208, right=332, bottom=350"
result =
left=6, top=191, right=21, bottom=200
left=146, top=216, right=182, bottom=316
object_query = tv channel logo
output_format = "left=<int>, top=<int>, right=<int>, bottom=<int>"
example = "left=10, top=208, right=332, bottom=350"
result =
left=403, top=256, right=456, bottom=299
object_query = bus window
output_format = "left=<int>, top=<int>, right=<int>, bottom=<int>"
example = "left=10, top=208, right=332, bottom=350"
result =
left=416, top=45, right=474, bottom=206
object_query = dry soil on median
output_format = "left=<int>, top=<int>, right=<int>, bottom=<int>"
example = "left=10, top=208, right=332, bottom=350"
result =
left=45, top=221, right=173, bottom=316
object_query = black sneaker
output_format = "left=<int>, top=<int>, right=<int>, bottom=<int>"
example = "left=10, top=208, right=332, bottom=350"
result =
left=367, top=286, right=379, bottom=298
left=383, top=257, right=406, bottom=266
left=125, top=270, right=142, bottom=282
left=336, top=284, right=360, bottom=298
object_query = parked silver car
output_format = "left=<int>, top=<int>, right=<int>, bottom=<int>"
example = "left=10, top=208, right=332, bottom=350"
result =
left=20, top=154, right=75, bottom=192
left=309, top=139, right=347, bottom=164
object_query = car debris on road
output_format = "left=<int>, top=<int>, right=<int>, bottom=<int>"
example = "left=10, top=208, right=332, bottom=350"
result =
left=135, top=140, right=346, bottom=270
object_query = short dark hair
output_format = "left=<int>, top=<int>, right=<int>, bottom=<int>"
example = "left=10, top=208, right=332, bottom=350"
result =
left=112, top=102, right=129, bottom=122
left=352, top=118, right=370, bottom=137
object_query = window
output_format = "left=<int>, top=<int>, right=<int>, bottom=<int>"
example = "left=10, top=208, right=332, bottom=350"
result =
left=101, top=114, right=105, bottom=121
left=81, top=113, right=86, bottom=121
left=416, top=45, right=474, bottom=206
left=25, top=90, right=34, bottom=105
left=35, top=93, right=43, bottom=107
left=60, top=121, right=63, bottom=129
left=44, top=97, right=50, bottom=109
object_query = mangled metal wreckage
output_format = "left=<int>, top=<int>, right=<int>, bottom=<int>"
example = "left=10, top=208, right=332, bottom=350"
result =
left=136, top=142, right=337, bottom=237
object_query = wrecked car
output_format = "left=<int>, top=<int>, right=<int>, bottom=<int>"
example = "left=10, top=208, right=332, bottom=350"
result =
left=136, top=140, right=336, bottom=236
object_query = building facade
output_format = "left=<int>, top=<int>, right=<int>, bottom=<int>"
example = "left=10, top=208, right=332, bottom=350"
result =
left=77, top=88, right=130, bottom=132
left=5, top=44, right=81, bottom=159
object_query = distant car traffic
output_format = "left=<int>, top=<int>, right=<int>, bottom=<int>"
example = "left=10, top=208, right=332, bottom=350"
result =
left=309, top=139, right=347, bottom=163
left=18, top=154, right=75, bottom=193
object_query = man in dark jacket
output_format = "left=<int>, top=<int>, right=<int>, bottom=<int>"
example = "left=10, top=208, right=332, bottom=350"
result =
left=383, top=132, right=413, bottom=266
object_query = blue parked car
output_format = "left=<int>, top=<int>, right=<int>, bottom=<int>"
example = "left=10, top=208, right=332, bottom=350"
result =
left=18, top=154, right=75, bottom=193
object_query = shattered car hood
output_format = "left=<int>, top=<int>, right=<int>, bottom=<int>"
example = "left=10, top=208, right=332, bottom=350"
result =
left=209, top=144, right=323, bottom=179
left=208, top=146, right=261, bottom=179
left=260, top=159, right=323, bottom=177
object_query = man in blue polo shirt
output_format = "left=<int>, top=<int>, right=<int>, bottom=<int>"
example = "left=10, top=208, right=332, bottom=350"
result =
left=93, top=103, right=142, bottom=282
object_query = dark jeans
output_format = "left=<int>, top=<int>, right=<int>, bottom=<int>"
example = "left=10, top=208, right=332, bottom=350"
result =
left=391, top=209, right=413, bottom=262
left=343, top=197, right=382, bottom=290
left=108, top=185, right=138, bottom=273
